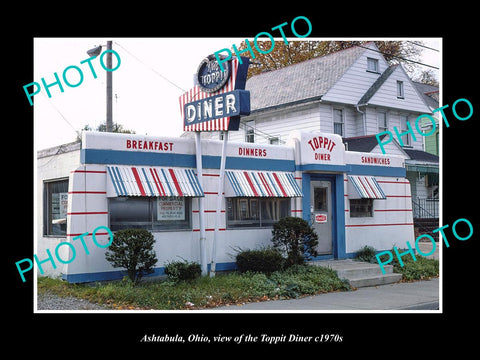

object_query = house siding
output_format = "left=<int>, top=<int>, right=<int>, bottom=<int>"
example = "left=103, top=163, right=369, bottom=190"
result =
left=368, top=66, right=431, bottom=113
left=322, top=43, right=390, bottom=105
left=230, top=102, right=321, bottom=144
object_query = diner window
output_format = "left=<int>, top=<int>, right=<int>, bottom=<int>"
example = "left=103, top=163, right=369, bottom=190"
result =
left=109, top=196, right=191, bottom=231
left=349, top=199, right=374, bottom=217
left=43, top=179, right=69, bottom=236
left=227, top=197, right=290, bottom=228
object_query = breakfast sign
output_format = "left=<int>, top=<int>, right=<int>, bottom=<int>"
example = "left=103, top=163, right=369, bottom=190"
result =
left=179, top=55, right=251, bottom=132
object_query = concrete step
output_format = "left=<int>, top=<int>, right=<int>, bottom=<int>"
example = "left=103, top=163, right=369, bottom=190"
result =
left=310, top=259, right=403, bottom=289
left=348, top=273, right=403, bottom=288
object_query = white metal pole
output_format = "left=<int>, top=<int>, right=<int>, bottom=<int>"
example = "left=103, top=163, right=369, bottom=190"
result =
left=210, top=131, right=228, bottom=277
left=195, top=132, right=208, bottom=276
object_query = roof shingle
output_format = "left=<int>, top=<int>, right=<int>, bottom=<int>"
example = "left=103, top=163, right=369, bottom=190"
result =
left=245, top=45, right=367, bottom=112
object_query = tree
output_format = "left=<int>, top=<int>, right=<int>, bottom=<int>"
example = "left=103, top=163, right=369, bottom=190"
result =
left=237, top=40, right=423, bottom=78
left=76, top=123, right=135, bottom=141
left=105, top=229, right=158, bottom=283
left=271, top=217, right=319, bottom=266
left=414, top=69, right=439, bottom=86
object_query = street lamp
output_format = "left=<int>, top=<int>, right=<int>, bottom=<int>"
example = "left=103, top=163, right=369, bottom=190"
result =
left=87, top=40, right=113, bottom=132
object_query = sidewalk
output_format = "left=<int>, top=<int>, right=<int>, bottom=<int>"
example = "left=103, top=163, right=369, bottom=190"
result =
left=213, top=278, right=439, bottom=311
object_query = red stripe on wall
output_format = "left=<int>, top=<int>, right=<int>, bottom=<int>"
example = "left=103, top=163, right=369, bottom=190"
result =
left=377, top=180, right=410, bottom=184
left=374, top=209, right=412, bottom=212
left=70, top=170, right=106, bottom=174
left=68, top=191, right=106, bottom=194
left=193, top=228, right=226, bottom=232
left=67, top=212, right=108, bottom=215
left=67, top=232, right=110, bottom=237
left=345, top=223, right=414, bottom=227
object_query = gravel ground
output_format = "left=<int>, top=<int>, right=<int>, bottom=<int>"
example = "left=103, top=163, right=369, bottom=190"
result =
left=37, top=291, right=110, bottom=310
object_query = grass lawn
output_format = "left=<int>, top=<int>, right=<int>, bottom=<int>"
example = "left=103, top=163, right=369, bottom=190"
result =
left=37, top=265, right=351, bottom=310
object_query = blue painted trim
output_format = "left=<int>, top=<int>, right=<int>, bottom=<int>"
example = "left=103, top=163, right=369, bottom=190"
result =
left=348, top=164, right=406, bottom=177
left=302, top=173, right=346, bottom=260
left=81, top=149, right=295, bottom=172
left=334, top=173, right=346, bottom=259
left=296, top=163, right=405, bottom=177
left=62, top=262, right=238, bottom=283
left=297, top=164, right=350, bottom=172
left=81, top=149, right=195, bottom=167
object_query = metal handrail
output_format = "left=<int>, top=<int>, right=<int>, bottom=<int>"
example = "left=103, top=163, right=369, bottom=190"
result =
left=412, top=198, right=438, bottom=219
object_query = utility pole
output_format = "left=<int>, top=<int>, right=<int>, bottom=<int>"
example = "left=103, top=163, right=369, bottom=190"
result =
left=106, top=40, right=113, bottom=132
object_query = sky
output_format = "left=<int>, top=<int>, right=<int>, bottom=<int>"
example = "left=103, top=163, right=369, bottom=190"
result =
left=33, top=38, right=441, bottom=150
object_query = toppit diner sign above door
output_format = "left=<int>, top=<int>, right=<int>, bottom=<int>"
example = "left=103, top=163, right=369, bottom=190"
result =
left=179, top=55, right=251, bottom=132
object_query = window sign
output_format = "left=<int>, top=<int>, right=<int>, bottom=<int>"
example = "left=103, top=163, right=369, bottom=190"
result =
left=51, top=192, right=68, bottom=223
left=157, top=197, right=185, bottom=221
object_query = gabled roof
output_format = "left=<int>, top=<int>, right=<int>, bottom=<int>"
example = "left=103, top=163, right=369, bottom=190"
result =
left=413, top=81, right=439, bottom=110
left=245, top=45, right=368, bottom=112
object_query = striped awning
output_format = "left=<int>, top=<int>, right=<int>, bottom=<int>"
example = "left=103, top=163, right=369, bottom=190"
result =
left=107, top=165, right=204, bottom=197
left=347, top=175, right=386, bottom=199
left=225, top=170, right=303, bottom=197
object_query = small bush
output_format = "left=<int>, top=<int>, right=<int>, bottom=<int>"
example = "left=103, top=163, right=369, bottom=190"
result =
left=105, top=229, right=157, bottom=284
left=236, top=248, right=285, bottom=274
left=164, top=259, right=201, bottom=282
left=271, top=217, right=319, bottom=267
left=355, top=245, right=377, bottom=263
left=392, top=255, right=439, bottom=281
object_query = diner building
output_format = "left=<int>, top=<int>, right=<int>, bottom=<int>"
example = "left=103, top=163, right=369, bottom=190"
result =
left=37, top=130, right=413, bottom=282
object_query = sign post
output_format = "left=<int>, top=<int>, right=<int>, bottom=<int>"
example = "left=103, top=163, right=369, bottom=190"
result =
left=179, top=55, right=250, bottom=276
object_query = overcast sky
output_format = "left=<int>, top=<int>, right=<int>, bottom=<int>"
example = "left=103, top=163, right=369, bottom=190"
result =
left=33, top=38, right=441, bottom=150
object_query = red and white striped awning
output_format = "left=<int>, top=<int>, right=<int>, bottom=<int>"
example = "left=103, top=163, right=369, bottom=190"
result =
left=347, top=175, right=386, bottom=199
left=107, top=165, right=204, bottom=197
left=179, top=57, right=240, bottom=132
left=225, top=170, right=303, bottom=197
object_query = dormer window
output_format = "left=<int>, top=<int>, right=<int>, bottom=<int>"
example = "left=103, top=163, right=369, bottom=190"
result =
left=367, top=57, right=379, bottom=73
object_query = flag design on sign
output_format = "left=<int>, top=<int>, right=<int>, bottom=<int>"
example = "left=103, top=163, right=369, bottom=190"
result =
left=180, top=57, right=239, bottom=132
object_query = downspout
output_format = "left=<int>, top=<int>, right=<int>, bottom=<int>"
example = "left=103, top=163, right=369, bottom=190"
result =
left=356, top=103, right=368, bottom=136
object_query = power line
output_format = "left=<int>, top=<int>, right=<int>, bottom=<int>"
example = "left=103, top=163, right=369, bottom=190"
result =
left=241, top=121, right=286, bottom=144
left=115, top=41, right=286, bottom=142
left=357, top=45, right=439, bottom=70
left=406, top=41, right=440, bottom=52
left=114, top=42, right=186, bottom=93
left=39, top=91, right=80, bottom=137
